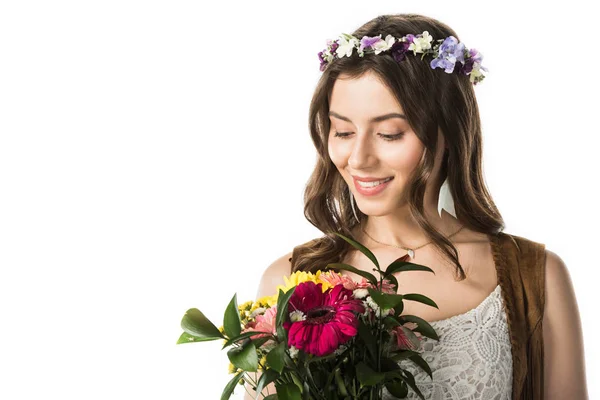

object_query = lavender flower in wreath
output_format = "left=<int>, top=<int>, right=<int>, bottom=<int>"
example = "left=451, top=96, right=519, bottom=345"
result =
left=430, top=36, right=466, bottom=73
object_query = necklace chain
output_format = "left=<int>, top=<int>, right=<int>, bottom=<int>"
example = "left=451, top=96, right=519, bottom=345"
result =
left=360, top=224, right=465, bottom=256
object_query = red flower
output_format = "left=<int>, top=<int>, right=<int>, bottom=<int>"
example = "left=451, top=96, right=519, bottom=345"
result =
left=284, top=281, right=365, bottom=357
left=393, top=322, right=423, bottom=351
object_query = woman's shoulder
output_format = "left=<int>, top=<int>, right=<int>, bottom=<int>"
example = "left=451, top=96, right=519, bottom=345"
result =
left=494, top=230, right=545, bottom=252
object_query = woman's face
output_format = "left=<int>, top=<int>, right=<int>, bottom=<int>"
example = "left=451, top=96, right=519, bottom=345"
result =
left=327, top=71, right=443, bottom=216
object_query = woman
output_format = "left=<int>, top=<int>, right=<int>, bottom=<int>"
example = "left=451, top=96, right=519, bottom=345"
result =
left=245, top=13, right=588, bottom=399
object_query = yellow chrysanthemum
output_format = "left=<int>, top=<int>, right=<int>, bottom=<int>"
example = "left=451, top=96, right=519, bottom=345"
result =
left=257, top=354, right=267, bottom=370
left=228, top=362, right=239, bottom=374
left=257, top=295, right=277, bottom=308
left=275, top=270, right=334, bottom=296
left=238, top=300, right=253, bottom=311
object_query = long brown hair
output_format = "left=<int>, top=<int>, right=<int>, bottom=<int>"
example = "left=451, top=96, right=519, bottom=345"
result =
left=291, top=13, right=504, bottom=281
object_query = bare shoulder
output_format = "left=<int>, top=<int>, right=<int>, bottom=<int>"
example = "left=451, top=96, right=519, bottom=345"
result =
left=543, top=249, right=578, bottom=311
left=542, top=248, right=589, bottom=398
left=544, top=249, right=570, bottom=289
left=255, top=251, right=293, bottom=300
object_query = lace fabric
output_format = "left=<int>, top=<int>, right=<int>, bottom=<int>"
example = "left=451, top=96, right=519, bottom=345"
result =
left=382, top=284, right=513, bottom=400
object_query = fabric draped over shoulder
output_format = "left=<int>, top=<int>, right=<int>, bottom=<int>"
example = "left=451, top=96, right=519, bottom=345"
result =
left=490, top=231, right=546, bottom=400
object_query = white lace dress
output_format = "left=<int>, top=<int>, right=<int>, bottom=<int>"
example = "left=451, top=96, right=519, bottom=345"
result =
left=382, top=284, right=513, bottom=400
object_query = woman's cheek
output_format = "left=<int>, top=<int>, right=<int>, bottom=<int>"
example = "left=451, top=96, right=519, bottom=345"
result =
left=328, top=141, right=345, bottom=167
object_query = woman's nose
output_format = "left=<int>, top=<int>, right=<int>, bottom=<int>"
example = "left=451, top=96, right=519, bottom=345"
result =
left=348, top=134, right=376, bottom=169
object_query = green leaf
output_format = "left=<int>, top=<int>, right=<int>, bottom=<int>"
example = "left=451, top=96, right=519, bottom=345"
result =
left=382, top=315, right=402, bottom=330
left=400, top=315, right=439, bottom=341
left=357, top=319, right=377, bottom=360
left=227, top=340, right=258, bottom=372
left=255, top=369, right=279, bottom=397
left=355, top=362, right=385, bottom=386
left=275, top=382, right=302, bottom=400
left=385, top=379, right=408, bottom=398
left=389, top=349, right=419, bottom=362
left=409, top=353, right=433, bottom=380
left=263, top=395, right=278, bottom=400
left=401, top=369, right=426, bottom=400
left=289, top=372, right=304, bottom=393
left=334, top=367, right=348, bottom=396
left=266, top=341, right=286, bottom=373
left=220, top=370, right=244, bottom=400
left=367, top=288, right=404, bottom=310
left=176, top=331, right=221, bottom=344
left=223, top=294, right=242, bottom=338
left=324, top=263, right=378, bottom=285
left=180, top=308, right=224, bottom=340
left=331, top=232, right=380, bottom=270
left=275, top=287, right=296, bottom=341
left=385, top=260, right=435, bottom=276
left=221, top=330, right=274, bottom=349
left=252, top=336, right=271, bottom=349
left=402, top=293, right=439, bottom=309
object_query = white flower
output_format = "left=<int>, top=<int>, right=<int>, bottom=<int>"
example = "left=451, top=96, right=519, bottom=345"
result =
left=336, top=35, right=360, bottom=58
left=334, top=344, right=348, bottom=356
left=409, top=31, right=433, bottom=54
left=365, top=296, right=379, bottom=311
left=289, top=310, right=306, bottom=322
left=372, top=34, right=396, bottom=54
left=250, top=307, right=266, bottom=318
left=469, top=65, right=485, bottom=83
left=289, top=345, right=299, bottom=359
left=322, top=48, right=335, bottom=63
left=364, top=296, right=393, bottom=317
left=353, top=288, right=369, bottom=299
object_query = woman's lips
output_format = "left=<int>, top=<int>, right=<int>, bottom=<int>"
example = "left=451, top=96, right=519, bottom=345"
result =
left=353, top=176, right=394, bottom=196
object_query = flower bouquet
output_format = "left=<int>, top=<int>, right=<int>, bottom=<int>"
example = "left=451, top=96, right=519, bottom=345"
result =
left=177, top=232, right=440, bottom=399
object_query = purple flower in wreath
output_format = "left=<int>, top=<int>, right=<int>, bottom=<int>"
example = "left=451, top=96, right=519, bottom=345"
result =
left=359, top=35, right=382, bottom=53
left=390, top=40, right=411, bottom=62
left=318, top=51, right=327, bottom=71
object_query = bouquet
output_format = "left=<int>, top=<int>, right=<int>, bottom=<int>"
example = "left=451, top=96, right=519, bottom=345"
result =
left=177, top=233, right=440, bottom=399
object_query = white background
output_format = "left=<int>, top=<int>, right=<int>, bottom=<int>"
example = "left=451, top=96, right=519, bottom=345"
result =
left=0, top=1, right=597, bottom=399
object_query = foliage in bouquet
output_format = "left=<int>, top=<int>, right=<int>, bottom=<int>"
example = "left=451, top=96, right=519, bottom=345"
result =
left=177, top=232, right=440, bottom=399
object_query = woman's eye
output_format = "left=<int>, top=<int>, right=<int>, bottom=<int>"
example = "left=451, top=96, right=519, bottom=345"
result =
left=333, top=132, right=404, bottom=141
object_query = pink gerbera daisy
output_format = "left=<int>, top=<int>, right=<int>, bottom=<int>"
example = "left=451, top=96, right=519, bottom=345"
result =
left=284, top=281, right=365, bottom=357
left=318, top=271, right=358, bottom=290
left=241, top=307, right=277, bottom=345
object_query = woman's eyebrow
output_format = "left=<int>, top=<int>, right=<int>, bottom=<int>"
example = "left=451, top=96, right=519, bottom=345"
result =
left=328, top=111, right=406, bottom=123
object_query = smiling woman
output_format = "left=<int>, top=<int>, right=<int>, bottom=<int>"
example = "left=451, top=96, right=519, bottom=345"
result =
left=245, top=11, right=589, bottom=400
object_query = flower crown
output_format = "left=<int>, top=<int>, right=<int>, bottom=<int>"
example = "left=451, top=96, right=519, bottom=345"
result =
left=318, top=31, right=488, bottom=85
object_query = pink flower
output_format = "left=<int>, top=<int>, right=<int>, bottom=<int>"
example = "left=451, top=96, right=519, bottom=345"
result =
left=393, top=322, right=423, bottom=351
left=241, top=307, right=277, bottom=343
left=320, top=271, right=396, bottom=294
left=354, top=277, right=396, bottom=294
left=284, top=281, right=365, bottom=357
left=319, top=271, right=358, bottom=291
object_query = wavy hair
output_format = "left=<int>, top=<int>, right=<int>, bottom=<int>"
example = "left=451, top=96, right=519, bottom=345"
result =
left=291, top=13, right=504, bottom=281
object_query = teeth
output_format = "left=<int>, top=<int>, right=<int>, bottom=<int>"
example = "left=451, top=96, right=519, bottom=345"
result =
left=357, top=177, right=392, bottom=188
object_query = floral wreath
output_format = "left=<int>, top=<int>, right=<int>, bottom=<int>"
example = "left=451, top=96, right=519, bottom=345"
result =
left=318, top=31, right=488, bottom=85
